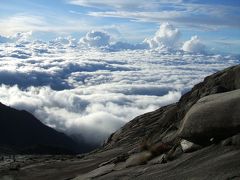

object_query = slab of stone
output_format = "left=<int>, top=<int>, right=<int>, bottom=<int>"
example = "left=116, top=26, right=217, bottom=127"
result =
left=73, top=164, right=115, bottom=180
left=179, top=89, right=240, bottom=145
left=148, top=154, right=166, bottom=165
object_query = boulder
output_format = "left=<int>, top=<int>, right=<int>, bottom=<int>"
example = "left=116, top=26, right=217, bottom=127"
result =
left=178, top=89, right=240, bottom=145
left=180, top=139, right=202, bottom=153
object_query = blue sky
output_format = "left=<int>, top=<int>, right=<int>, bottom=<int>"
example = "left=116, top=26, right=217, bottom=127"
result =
left=0, top=0, right=240, bottom=54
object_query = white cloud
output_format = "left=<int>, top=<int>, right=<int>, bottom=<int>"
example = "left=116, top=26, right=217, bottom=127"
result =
left=144, top=22, right=180, bottom=49
left=67, top=0, right=182, bottom=10
left=0, top=14, right=104, bottom=36
left=0, top=35, right=11, bottom=43
left=0, top=15, right=47, bottom=36
left=0, top=27, right=239, bottom=145
left=79, top=30, right=149, bottom=50
left=83, top=2, right=240, bottom=29
left=79, top=23, right=181, bottom=51
left=182, top=36, right=205, bottom=53
left=0, top=32, right=32, bottom=44
left=79, top=30, right=110, bottom=47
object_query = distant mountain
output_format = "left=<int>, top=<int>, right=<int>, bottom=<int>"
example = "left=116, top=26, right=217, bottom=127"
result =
left=0, top=103, right=94, bottom=154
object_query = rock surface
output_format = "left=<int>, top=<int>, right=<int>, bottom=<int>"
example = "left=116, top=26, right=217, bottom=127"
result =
left=125, top=151, right=152, bottom=167
left=180, top=139, right=201, bottom=153
left=179, top=89, right=240, bottom=144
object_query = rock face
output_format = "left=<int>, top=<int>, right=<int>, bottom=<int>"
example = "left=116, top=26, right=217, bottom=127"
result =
left=179, top=89, right=240, bottom=144
left=104, top=65, right=240, bottom=151
left=0, top=103, right=87, bottom=154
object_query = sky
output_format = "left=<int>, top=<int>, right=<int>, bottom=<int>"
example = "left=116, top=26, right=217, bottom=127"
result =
left=0, top=0, right=239, bottom=145
left=0, top=0, right=240, bottom=54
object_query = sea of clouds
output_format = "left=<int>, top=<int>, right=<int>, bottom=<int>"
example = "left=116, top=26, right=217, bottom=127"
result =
left=0, top=23, right=239, bottom=145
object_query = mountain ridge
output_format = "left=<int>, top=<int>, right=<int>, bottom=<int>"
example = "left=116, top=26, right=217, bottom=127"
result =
left=0, top=102, right=93, bottom=154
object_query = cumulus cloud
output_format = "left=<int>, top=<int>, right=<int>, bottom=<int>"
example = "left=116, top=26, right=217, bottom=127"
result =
left=144, top=23, right=180, bottom=49
left=0, top=32, right=32, bottom=44
left=50, top=36, right=78, bottom=48
left=0, top=27, right=239, bottom=145
left=79, top=23, right=181, bottom=51
left=79, top=30, right=149, bottom=51
left=182, top=36, right=205, bottom=53
left=79, top=30, right=110, bottom=48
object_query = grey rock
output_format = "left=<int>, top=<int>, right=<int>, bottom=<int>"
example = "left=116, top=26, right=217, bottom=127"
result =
left=148, top=154, right=167, bottom=165
left=179, top=89, right=240, bottom=145
left=222, top=133, right=240, bottom=146
left=232, top=133, right=240, bottom=145
left=99, top=154, right=128, bottom=167
left=180, top=139, right=202, bottom=153
left=221, top=137, right=232, bottom=146
left=73, top=164, right=115, bottom=180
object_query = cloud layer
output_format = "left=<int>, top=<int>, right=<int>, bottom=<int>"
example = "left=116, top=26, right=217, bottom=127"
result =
left=0, top=24, right=239, bottom=145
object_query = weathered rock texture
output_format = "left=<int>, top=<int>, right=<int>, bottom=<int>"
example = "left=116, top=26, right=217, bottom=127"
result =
left=104, top=65, right=240, bottom=150
left=179, top=89, right=240, bottom=144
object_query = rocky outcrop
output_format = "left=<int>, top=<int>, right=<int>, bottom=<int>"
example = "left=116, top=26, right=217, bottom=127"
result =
left=104, top=65, right=240, bottom=150
left=86, top=65, right=240, bottom=179
left=179, top=89, right=240, bottom=144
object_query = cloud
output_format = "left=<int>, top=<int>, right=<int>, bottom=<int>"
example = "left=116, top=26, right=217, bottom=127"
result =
left=0, top=27, right=239, bottom=145
left=0, top=32, right=33, bottom=44
left=0, top=85, right=181, bottom=144
left=109, top=41, right=148, bottom=51
left=0, top=35, right=11, bottom=43
left=50, top=36, right=78, bottom=48
left=79, top=30, right=110, bottom=47
left=79, top=30, right=149, bottom=50
left=82, top=2, right=240, bottom=29
left=0, top=15, right=47, bottom=36
left=182, top=36, right=205, bottom=53
left=67, top=0, right=182, bottom=10
left=79, top=23, right=180, bottom=51
left=0, top=14, right=106, bottom=37
left=11, top=31, right=33, bottom=43
left=144, top=22, right=180, bottom=49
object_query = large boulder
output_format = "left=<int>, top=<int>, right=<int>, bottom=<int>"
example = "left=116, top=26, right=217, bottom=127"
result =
left=178, top=89, right=240, bottom=145
left=177, top=65, right=240, bottom=122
